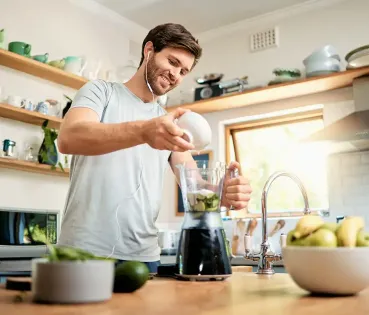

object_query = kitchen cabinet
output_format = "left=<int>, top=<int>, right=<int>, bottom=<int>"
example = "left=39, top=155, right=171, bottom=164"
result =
left=0, top=273, right=365, bottom=314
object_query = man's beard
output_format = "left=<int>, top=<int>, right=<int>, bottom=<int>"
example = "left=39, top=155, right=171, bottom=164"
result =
left=146, top=55, right=175, bottom=96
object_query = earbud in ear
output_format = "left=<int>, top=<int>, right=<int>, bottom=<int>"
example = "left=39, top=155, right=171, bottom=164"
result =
left=147, top=51, right=151, bottom=60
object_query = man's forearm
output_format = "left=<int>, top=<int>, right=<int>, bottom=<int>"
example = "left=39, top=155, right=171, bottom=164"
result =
left=58, top=120, right=146, bottom=155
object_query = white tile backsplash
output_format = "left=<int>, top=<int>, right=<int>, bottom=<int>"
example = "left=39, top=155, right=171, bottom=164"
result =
left=327, top=150, right=369, bottom=229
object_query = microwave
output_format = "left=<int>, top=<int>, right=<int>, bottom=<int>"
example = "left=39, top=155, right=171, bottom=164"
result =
left=0, top=207, right=61, bottom=259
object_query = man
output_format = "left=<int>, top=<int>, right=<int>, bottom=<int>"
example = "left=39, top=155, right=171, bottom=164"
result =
left=57, top=23, right=252, bottom=273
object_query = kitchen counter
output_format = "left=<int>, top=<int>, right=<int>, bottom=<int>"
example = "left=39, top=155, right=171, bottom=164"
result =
left=1, top=273, right=368, bottom=315
left=160, top=255, right=285, bottom=267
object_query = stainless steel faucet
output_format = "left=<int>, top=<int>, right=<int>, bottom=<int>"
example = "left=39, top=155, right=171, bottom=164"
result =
left=244, top=171, right=311, bottom=275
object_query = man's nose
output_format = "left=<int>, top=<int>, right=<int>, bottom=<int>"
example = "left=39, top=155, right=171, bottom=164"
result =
left=169, top=68, right=181, bottom=82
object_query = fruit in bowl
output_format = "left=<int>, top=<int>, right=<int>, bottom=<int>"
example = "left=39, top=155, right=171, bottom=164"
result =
left=282, top=215, right=369, bottom=296
left=286, top=215, right=369, bottom=248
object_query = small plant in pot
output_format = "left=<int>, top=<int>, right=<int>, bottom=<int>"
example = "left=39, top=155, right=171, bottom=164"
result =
left=38, top=120, right=64, bottom=172
left=62, top=94, right=73, bottom=118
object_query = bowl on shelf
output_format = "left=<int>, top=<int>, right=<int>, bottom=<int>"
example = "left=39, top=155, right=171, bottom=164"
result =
left=282, top=246, right=369, bottom=296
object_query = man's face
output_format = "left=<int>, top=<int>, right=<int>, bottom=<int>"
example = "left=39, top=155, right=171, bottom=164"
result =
left=145, top=47, right=195, bottom=96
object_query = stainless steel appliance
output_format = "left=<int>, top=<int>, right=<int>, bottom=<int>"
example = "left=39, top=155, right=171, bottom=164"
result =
left=194, top=73, right=249, bottom=101
left=0, top=207, right=60, bottom=275
left=158, top=230, right=179, bottom=255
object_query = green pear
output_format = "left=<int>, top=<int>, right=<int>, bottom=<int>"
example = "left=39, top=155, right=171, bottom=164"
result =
left=286, top=229, right=308, bottom=246
left=304, top=228, right=337, bottom=247
left=319, top=222, right=339, bottom=233
left=356, top=229, right=369, bottom=247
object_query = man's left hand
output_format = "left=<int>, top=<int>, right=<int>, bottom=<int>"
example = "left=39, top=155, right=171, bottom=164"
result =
left=221, top=161, right=252, bottom=210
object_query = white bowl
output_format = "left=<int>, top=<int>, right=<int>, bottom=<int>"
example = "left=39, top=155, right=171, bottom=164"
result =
left=176, top=111, right=212, bottom=151
left=32, top=258, right=115, bottom=304
left=282, top=246, right=369, bottom=296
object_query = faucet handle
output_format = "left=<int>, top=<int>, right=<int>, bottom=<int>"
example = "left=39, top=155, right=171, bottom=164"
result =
left=244, top=234, right=252, bottom=251
left=280, top=233, right=287, bottom=248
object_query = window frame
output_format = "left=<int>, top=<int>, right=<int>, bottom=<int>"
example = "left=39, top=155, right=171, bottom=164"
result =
left=224, top=108, right=325, bottom=218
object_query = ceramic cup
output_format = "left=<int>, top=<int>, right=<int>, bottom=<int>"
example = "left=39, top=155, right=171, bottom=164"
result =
left=8, top=41, right=31, bottom=56
left=176, top=111, right=212, bottom=151
left=7, top=95, right=22, bottom=107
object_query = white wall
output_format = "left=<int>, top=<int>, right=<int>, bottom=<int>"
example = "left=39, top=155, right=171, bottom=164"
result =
left=158, top=0, right=369, bottom=229
left=0, top=0, right=141, bottom=213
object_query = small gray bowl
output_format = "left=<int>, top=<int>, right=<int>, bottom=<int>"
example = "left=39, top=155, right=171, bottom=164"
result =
left=31, top=258, right=115, bottom=304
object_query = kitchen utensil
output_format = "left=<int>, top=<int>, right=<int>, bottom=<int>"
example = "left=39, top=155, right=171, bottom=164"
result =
left=196, top=73, right=223, bottom=85
left=282, top=247, right=369, bottom=295
left=6, top=277, right=31, bottom=291
left=231, top=219, right=246, bottom=255
left=247, top=218, right=258, bottom=236
left=7, top=95, right=22, bottom=107
left=303, top=44, right=340, bottom=66
left=2, top=139, right=16, bottom=157
left=31, top=258, right=115, bottom=304
left=8, top=41, right=31, bottom=57
left=21, top=99, right=34, bottom=111
left=345, top=45, right=369, bottom=62
left=48, top=59, right=65, bottom=69
left=176, top=111, right=212, bottom=151
left=63, top=56, right=87, bottom=76
left=305, top=58, right=341, bottom=76
left=158, top=229, right=178, bottom=255
left=0, top=29, right=4, bottom=50
left=35, top=101, right=49, bottom=115
left=32, top=53, right=49, bottom=63
left=175, top=160, right=232, bottom=280
left=268, top=219, right=285, bottom=237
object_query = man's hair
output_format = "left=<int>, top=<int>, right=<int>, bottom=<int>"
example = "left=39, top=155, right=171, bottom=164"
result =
left=139, top=23, right=202, bottom=69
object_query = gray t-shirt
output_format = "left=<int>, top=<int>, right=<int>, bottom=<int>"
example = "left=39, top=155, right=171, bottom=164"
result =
left=58, top=80, right=171, bottom=262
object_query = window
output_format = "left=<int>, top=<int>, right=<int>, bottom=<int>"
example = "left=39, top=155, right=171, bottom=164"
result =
left=226, top=109, right=329, bottom=215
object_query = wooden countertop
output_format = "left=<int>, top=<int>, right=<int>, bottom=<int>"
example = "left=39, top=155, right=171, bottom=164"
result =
left=1, top=273, right=368, bottom=315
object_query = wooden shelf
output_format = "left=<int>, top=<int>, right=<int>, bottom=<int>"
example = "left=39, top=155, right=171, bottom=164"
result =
left=0, top=103, right=63, bottom=129
left=167, top=66, right=369, bottom=114
left=0, top=157, right=69, bottom=177
left=0, top=49, right=88, bottom=89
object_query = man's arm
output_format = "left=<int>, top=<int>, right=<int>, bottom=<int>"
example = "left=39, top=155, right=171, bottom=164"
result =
left=57, top=80, right=194, bottom=156
left=169, top=151, right=198, bottom=186
left=58, top=108, right=146, bottom=155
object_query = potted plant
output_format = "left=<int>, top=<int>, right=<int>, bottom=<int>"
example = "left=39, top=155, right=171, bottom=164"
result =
left=38, top=120, right=64, bottom=172
left=62, top=94, right=73, bottom=118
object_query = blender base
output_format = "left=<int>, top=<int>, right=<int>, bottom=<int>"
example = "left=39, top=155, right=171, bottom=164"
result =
left=175, top=274, right=231, bottom=281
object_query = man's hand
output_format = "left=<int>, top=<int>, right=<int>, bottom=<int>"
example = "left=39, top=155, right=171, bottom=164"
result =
left=141, top=108, right=194, bottom=152
left=221, top=161, right=252, bottom=210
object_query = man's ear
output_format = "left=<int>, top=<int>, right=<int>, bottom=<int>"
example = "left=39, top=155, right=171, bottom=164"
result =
left=144, top=41, right=154, bottom=60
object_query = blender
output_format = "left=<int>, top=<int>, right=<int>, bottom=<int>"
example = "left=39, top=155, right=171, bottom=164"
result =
left=175, top=160, right=232, bottom=281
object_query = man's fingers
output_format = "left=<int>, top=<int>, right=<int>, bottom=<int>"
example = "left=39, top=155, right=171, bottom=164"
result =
left=164, top=120, right=184, bottom=137
left=164, top=134, right=194, bottom=151
left=225, top=192, right=251, bottom=202
left=168, top=107, right=190, bottom=120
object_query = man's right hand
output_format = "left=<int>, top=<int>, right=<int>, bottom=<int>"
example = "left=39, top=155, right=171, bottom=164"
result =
left=141, top=108, right=195, bottom=152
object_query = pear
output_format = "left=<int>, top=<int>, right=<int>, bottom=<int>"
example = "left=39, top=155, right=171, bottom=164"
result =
left=336, top=216, right=365, bottom=247
left=293, top=214, right=324, bottom=239
left=356, top=229, right=369, bottom=247
left=320, top=222, right=339, bottom=233
left=304, top=228, right=337, bottom=247
left=286, top=229, right=308, bottom=246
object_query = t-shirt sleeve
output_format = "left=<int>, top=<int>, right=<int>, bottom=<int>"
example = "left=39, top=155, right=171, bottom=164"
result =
left=70, top=79, right=110, bottom=121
